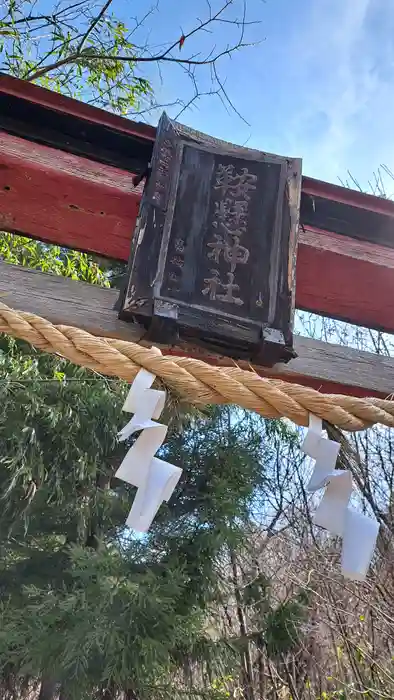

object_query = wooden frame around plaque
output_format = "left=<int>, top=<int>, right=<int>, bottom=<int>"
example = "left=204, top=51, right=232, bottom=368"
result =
left=118, top=113, right=302, bottom=366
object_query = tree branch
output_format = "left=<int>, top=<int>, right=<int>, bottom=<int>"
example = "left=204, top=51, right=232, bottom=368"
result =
left=25, top=0, right=248, bottom=82
left=76, top=0, right=115, bottom=53
left=25, top=42, right=251, bottom=82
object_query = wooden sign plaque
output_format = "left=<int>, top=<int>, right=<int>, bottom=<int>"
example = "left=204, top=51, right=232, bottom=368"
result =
left=118, top=114, right=302, bottom=366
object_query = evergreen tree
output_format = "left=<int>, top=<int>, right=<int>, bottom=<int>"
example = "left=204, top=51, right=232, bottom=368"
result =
left=0, top=234, right=278, bottom=700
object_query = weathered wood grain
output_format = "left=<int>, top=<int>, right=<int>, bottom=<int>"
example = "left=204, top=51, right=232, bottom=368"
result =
left=0, top=131, right=141, bottom=260
left=1, top=261, right=393, bottom=399
left=121, top=113, right=302, bottom=365
left=302, top=176, right=394, bottom=219
left=297, top=227, right=394, bottom=331
left=0, top=260, right=143, bottom=342
left=0, top=74, right=155, bottom=172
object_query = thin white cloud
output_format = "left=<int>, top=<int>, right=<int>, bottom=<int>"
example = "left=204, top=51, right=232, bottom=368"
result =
left=286, top=0, right=394, bottom=184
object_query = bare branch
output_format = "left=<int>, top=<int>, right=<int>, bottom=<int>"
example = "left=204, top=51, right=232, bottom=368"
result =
left=212, top=61, right=251, bottom=126
left=76, top=0, right=115, bottom=53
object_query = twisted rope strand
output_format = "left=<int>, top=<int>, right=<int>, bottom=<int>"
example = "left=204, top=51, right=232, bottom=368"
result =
left=1, top=302, right=393, bottom=432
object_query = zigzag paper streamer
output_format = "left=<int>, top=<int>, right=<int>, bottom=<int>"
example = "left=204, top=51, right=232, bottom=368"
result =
left=301, top=415, right=379, bottom=581
left=116, top=369, right=182, bottom=533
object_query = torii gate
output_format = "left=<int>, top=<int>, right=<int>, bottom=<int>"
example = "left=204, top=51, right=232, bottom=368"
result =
left=1, top=73, right=394, bottom=420
left=2, top=73, right=392, bottom=575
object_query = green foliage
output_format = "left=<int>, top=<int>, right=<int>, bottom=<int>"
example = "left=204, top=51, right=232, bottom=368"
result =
left=239, top=563, right=309, bottom=661
left=0, top=545, right=204, bottom=699
left=0, top=369, right=271, bottom=697
left=0, top=337, right=126, bottom=537
left=0, top=0, right=152, bottom=112
left=242, top=572, right=271, bottom=611
left=0, top=231, right=275, bottom=697
left=0, top=232, right=110, bottom=285
left=159, top=407, right=267, bottom=526
left=210, top=676, right=234, bottom=699
left=263, top=592, right=309, bottom=658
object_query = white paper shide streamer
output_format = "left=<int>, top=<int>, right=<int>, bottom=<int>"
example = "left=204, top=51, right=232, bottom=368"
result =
left=302, top=415, right=379, bottom=581
left=116, top=369, right=182, bottom=533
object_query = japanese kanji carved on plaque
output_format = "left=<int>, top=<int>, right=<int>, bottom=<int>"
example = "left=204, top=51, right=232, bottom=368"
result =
left=118, top=113, right=302, bottom=366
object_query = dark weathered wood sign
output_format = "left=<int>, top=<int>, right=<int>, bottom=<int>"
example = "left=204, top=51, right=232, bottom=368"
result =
left=118, top=113, right=302, bottom=366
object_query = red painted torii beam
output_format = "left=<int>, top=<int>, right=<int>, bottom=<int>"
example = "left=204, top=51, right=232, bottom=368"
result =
left=1, top=74, right=394, bottom=334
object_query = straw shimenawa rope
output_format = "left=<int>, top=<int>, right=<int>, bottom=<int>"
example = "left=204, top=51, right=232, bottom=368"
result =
left=0, top=301, right=393, bottom=432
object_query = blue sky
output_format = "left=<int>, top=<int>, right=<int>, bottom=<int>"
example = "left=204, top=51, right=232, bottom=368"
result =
left=124, top=0, right=394, bottom=188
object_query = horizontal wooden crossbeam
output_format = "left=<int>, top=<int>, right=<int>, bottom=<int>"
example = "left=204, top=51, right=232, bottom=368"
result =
left=297, top=227, right=394, bottom=331
left=0, top=73, right=155, bottom=172
left=0, top=131, right=140, bottom=259
left=1, top=260, right=393, bottom=400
